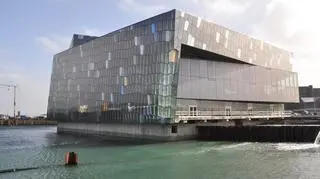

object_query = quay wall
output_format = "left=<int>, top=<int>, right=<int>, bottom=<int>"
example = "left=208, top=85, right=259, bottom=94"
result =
left=197, top=125, right=320, bottom=142
left=57, top=123, right=197, bottom=142
left=0, top=120, right=57, bottom=126
left=58, top=120, right=320, bottom=143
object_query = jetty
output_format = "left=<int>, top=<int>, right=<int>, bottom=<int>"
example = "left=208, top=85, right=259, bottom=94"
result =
left=0, top=119, right=57, bottom=126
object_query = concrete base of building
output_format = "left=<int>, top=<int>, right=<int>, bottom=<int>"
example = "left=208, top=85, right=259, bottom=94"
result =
left=197, top=124, right=320, bottom=142
left=57, top=123, right=197, bottom=142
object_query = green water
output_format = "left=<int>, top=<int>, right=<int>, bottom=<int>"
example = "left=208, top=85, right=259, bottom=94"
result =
left=1, top=126, right=320, bottom=179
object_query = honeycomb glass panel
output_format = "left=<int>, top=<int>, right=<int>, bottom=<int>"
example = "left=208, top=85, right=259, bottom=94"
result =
left=48, top=10, right=298, bottom=125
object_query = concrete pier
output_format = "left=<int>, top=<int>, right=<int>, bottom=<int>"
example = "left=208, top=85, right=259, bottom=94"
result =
left=197, top=125, right=320, bottom=142
left=0, top=119, right=57, bottom=126
left=57, top=118, right=320, bottom=143
left=57, top=123, right=197, bottom=142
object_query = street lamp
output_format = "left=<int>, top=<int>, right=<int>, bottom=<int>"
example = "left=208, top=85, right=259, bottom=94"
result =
left=0, top=84, right=17, bottom=119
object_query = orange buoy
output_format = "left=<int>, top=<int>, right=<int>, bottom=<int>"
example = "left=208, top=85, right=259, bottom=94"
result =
left=65, top=152, right=78, bottom=166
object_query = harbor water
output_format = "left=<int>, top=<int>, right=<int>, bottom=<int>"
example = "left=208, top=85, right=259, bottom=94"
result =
left=1, top=126, right=320, bottom=179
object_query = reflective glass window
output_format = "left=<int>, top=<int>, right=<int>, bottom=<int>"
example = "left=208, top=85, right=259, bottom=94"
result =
left=216, top=32, right=220, bottom=43
left=237, top=49, right=241, bottom=58
left=134, top=36, right=139, bottom=46
left=151, top=23, right=156, bottom=33
left=96, top=71, right=100, bottom=78
left=133, top=55, right=137, bottom=65
left=101, top=92, right=105, bottom=100
left=154, top=33, right=159, bottom=42
left=120, top=86, right=124, bottom=95
left=197, top=17, right=201, bottom=28
left=108, top=52, right=111, bottom=60
left=187, top=34, right=195, bottom=46
left=88, top=62, right=94, bottom=70
left=165, top=31, right=171, bottom=42
left=106, top=60, right=109, bottom=69
left=119, top=67, right=124, bottom=76
left=124, top=77, right=128, bottom=86
left=169, top=49, right=178, bottom=63
left=203, top=43, right=207, bottom=50
left=184, top=21, right=189, bottom=31
left=225, top=30, right=229, bottom=39
left=140, top=45, right=144, bottom=55
left=110, top=93, right=114, bottom=103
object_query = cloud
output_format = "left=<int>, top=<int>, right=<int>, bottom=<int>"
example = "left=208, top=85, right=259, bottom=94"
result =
left=36, top=27, right=105, bottom=55
left=0, top=73, right=22, bottom=79
left=36, top=35, right=70, bottom=54
left=252, top=0, right=320, bottom=86
left=81, top=27, right=104, bottom=36
left=176, top=0, right=259, bottom=31
left=118, top=0, right=251, bottom=16
left=117, top=0, right=262, bottom=34
left=192, top=0, right=251, bottom=15
left=118, top=0, right=166, bottom=15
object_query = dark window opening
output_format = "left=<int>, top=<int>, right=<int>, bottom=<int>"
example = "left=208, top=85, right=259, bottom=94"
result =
left=180, top=44, right=251, bottom=65
left=226, top=108, right=231, bottom=116
left=189, top=106, right=198, bottom=116
left=171, top=125, right=178, bottom=133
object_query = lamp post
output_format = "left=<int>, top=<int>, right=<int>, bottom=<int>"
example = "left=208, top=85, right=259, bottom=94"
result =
left=0, top=84, right=17, bottom=119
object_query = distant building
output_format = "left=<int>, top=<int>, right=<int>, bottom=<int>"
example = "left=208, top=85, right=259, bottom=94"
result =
left=47, top=9, right=299, bottom=125
left=0, top=114, right=9, bottom=120
left=285, top=85, right=320, bottom=112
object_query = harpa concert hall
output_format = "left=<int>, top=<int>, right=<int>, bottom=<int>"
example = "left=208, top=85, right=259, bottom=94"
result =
left=48, top=10, right=299, bottom=140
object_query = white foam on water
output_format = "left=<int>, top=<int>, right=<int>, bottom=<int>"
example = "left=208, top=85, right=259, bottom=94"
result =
left=215, top=142, right=251, bottom=151
left=275, top=143, right=320, bottom=151
left=314, top=130, right=320, bottom=144
left=52, top=141, right=80, bottom=146
left=176, top=143, right=251, bottom=156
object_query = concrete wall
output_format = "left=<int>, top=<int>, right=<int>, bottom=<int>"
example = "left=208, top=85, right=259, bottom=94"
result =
left=57, top=123, right=197, bottom=142
left=197, top=125, right=320, bottom=142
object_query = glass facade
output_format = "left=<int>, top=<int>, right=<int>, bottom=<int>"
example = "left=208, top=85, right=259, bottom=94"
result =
left=174, top=10, right=293, bottom=71
left=177, top=58, right=298, bottom=103
left=176, top=99, right=284, bottom=113
left=47, top=9, right=299, bottom=124
left=48, top=10, right=177, bottom=124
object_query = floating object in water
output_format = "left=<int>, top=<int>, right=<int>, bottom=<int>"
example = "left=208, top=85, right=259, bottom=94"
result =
left=1, top=152, right=81, bottom=175
left=65, top=152, right=78, bottom=166
left=0, top=167, right=38, bottom=174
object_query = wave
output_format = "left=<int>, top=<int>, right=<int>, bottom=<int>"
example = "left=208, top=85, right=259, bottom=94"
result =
left=216, top=142, right=251, bottom=150
left=275, top=143, right=320, bottom=151
left=51, top=141, right=80, bottom=146
left=0, top=141, right=81, bottom=152
left=176, top=142, right=251, bottom=156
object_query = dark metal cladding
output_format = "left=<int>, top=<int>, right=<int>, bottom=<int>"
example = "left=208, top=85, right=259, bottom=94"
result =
left=70, top=34, right=98, bottom=48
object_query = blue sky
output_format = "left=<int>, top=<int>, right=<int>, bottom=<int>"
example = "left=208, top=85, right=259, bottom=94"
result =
left=0, top=0, right=319, bottom=115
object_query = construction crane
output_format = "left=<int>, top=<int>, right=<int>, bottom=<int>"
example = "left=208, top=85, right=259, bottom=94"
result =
left=0, top=84, right=17, bottom=119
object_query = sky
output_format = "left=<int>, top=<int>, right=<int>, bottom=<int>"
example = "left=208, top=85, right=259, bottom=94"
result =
left=0, top=0, right=319, bottom=116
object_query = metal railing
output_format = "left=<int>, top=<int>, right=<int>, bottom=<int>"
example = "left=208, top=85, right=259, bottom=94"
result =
left=292, top=108, right=320, bottom=113
left=174, top=110, right=293, bottom=123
